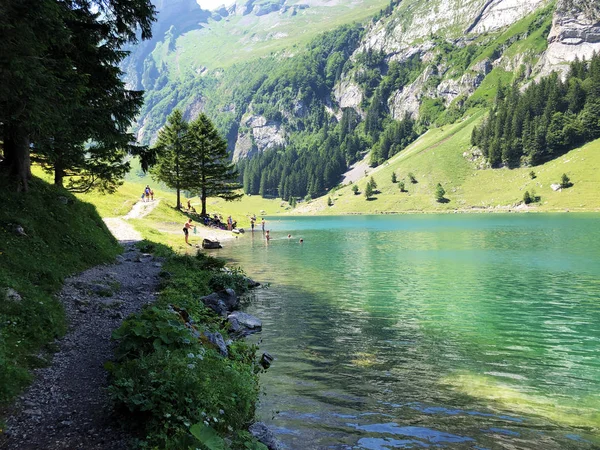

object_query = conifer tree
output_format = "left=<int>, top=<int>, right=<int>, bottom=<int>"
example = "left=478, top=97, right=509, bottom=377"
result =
left=0, top=0, right=155, bottom=192
left=434, top=183, right=446, bottom=202
left=150, top=110, right=191, bottom=209
left=188, top=114, right=243, bottom=216
left=364, top=182, right=374, bottom=200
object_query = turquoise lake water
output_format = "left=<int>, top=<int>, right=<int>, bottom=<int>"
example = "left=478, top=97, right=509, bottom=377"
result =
left=210, top=214, right=600, bottom=449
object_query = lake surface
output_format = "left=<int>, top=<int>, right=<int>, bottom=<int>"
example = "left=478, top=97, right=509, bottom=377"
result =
left=211, top=214, right=600, bottom=449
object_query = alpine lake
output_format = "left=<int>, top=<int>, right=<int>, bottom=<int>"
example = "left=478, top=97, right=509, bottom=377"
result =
left=208, top=214, right=600, bottom=449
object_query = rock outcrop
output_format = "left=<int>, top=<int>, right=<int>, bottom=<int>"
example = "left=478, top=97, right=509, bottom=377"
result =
left=537, top=0, right=600, bottom=77
left=232, top=115, right=285, bottom=162
left=334, top=78, right=364, bottom=112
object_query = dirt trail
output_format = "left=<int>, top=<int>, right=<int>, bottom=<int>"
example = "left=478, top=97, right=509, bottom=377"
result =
left=2, top=203, right=162, bottom=449
left=102, top=199, right=160, bottom=242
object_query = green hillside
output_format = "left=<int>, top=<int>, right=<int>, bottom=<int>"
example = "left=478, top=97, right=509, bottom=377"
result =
left=300, top=114, right=600, bottom=214
left=0, top=178, right=121, bottom=405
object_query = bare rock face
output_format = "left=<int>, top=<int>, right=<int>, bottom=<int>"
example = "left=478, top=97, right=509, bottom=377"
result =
left=537, top=0, right=600, bottom=77
left=233, top=115, right=285, bottom=162
left=470, top=0, right=548, bottom=34
left=334, top=78, right=363, bottom=112
left=389, top=66, right=438, bottom=120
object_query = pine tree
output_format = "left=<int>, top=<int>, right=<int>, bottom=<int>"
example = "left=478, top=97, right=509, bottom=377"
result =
left=352, top=184, right=359, bottom=195
left=368, top=176, right=378, bottom=191
left=364, top=182, right=374, bottom=200
left=0, top=0, right=155, bottom=192
left=434, top=183, right=446, bottom=202
left=391, top=172, right=397, bottom=183
left=188, top=114, right=243, bottom=216
left=150, top=110, right=191, bottom=209
left=327, top=196, right=333, bottom=206
left=398, top=181, right=406, bottom=192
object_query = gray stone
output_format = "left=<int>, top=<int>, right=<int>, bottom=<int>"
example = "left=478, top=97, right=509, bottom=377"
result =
left=228, top=311, right=262, bottom=332
left=245, top=277, right=261, bottom=289
left=200, top=293, right=228, bottom=316
left=219, top=288, right=238, bottom=311
left=58, top=196, right=69, bottom=205
left=202, top=331, right=228, bottom=357
left=260, top=352, right=274, bottom=369
left=4, top=287, right=22, bottom=303
left=249, top=422, right=282, bottom=450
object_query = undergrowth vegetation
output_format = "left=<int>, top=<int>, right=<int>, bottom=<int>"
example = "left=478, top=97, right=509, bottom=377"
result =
left=107, top=242, right=266, bottom=449
left=0, top=177, right=120, bottom=406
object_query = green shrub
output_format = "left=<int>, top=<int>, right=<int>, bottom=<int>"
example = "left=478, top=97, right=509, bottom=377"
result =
left=523, top=190, right=532, bottom=204
left=352, top=184, right=359, bottom=195
left=108, top=346, right=258, bottom=446
left=391, top=172, right=397, bottom=183
left=398, top=181, right=406, bottom=192
left=561, top=173, right=572, bottom=188
left=408, top=172, right=417, bottom=183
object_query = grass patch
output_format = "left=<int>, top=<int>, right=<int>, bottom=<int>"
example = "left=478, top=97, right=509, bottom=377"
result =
left=0, top=177, right=121, bottom=406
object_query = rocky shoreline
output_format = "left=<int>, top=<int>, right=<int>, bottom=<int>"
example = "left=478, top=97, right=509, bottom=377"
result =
left=0, top=244, right=281, bottom=450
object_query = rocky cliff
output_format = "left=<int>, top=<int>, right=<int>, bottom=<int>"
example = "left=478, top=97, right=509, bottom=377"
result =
left=537, top=0, right=600, bottom=77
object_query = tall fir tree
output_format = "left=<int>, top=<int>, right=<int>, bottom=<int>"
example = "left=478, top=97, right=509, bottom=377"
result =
left=188, top=114, right=243, bottom=216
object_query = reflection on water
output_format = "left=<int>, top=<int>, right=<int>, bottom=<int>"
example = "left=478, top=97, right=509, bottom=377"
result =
left=211, top=214, right=600, bottom=449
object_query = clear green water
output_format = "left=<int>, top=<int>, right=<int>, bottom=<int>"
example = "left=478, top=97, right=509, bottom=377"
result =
left=212, top=214, right=600, bottom=449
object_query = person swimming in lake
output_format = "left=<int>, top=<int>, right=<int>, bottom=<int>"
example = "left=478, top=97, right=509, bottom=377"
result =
left=250, top=217, right=255, bottom=232
left=265, top=230, right=271, bottom=240
left=183, top=219, right=195, bottom=245
left=299, top=238, right=303, bottom=243
left=287, top=234, right=291, bottom=239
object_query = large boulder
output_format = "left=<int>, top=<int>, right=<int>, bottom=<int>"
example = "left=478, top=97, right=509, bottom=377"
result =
left=202, top=331, right=228, bottom=357
left=200, top=293, right=228, bottom=316
left=228, top=311, right=262, bottom=337
left=219, top=288, right=239, bottom=311
left=249, top=422, right=282, bottom=450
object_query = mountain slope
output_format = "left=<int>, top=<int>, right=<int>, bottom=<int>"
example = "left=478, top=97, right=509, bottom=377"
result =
left=124, top=0, right=600, bottom=211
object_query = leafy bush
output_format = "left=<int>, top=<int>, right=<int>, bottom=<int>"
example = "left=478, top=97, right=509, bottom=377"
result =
left=523, top=190, right=532, bottom=204
left=352, top=184, right=359, bottom=195
left=108, top=346, right=258, bottom=446
left=398, top=181, right=406, bottom=192
left=408, top=173, right=417, bottom=184
left=108, top=248, right=262, bottom=449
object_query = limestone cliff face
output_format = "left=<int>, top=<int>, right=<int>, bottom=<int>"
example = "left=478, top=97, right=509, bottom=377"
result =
left=334, top=0, right=549, bottom=122
left=333, top=79, right=364, bottom=113
left=537, top=0, right=600, bottom=77
left=359, top=0, right=548, bottom=56
left=232, top=115, right=286, bottom=162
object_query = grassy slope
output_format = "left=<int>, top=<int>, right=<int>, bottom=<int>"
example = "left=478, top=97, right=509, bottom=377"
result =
left=301, top=113, right=600, bottom=214
left=0, top=178, right=121, bottom=406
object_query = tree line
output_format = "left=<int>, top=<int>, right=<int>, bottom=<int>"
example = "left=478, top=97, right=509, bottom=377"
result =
left=471, top=53, right=600, bottom=167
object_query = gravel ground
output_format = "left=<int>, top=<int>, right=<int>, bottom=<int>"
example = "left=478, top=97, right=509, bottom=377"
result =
left=2, top=210, right=162, bottom=449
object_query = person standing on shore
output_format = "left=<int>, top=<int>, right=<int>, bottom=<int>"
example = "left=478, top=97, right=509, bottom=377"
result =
left=183, top=219, right=194, bottom=245
left=227, top=215, right=233, bottom=231
left=250, top=218, right=255, bottom=232
left=261, top=218, right=265, bottom=232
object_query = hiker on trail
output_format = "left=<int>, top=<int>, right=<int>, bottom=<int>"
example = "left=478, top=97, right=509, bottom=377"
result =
left=150, top=189, right=154, bottom=201
left=227, top=215, right=233, bottom=231
left=141, top=191, right=145, bottom=202
left=250, top=217, right=255, bottom=232
left=261, top=218, right=265, bottom=232
left=183, top=219, right=195, bottom=245
left=144, top=185, right=151, bottom=202
left=187, top=199, right=191, bottom=210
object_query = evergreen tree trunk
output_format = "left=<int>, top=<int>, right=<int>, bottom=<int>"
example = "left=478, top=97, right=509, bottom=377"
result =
left=201, top=186, right=207, bottom=217
left=54, top=160, right=65, bottom=188
left=3, top=123, right=31, bottom=192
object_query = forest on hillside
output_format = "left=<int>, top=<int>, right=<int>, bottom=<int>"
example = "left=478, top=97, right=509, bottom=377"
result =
left=472, top=53, right=600, bottom=168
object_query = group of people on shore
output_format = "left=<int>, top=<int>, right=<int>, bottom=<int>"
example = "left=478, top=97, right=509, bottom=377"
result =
left=141, top=185, right=154, bottom=202
left=182, top=213, right=303, bottom=245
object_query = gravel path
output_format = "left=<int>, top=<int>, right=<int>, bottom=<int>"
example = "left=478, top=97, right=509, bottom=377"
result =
left=1, top=205, right=162, bottom=449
